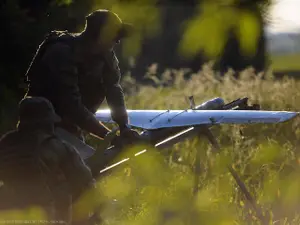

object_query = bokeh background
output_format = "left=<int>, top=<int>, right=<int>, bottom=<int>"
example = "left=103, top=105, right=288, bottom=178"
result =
left=1, top=0, right=300, bottom=224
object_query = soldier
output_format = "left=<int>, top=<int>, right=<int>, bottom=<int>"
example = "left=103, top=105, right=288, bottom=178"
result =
left=24, top=9, right=140, bottom=154
left=0, top=97, right=97, bottom=223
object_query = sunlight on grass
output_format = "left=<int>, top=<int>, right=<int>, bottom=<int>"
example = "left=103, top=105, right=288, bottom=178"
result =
left=0, top=206, right=47, bottom=220
left=251, top=140, right=283, bottom=165
left=2, top=64, right=300, bottom=223
left=271, top=54, right=300, bottom=71
left=1, top=1, right=300, bottom=224
left=94, top=65, right=300, bottom=224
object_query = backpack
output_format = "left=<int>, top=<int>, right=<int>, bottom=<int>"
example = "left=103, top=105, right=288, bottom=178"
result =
left=0, top=131, right=57, bottom=209
left=25, top=30, right=75, bottom=84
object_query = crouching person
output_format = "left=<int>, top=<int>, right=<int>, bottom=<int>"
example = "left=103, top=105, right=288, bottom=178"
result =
left=0, top=97, right=98, bottom=224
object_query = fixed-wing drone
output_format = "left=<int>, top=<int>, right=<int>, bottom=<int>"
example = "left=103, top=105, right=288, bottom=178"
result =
left=87, top=96, right=299, bottom=174
left=93, top=97, right=299, bottom=222
left=94, top=96, right=299, bottom=169
left=75, top=97, right=299, bottom=223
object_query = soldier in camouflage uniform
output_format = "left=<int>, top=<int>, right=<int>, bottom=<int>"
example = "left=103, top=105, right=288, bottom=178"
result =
left=0, top=97, right=97, bottom=223
left=24, top=9, right=140, bottom=157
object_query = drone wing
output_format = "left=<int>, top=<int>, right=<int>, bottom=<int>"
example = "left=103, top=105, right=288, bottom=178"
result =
left=95, top=109, right=299, bottom=130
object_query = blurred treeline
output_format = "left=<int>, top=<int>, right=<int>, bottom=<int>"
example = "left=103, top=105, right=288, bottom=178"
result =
left=0, top=0, right=271, bottom=134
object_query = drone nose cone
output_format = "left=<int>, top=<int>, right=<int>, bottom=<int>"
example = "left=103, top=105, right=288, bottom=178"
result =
left=279, top=111, right=300, bottom=122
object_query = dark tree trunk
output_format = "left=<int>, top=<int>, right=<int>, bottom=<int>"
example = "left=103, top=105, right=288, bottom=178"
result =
left=126, top=1, right=267, bottom=79
left=214, top=7, right=266, bottom=75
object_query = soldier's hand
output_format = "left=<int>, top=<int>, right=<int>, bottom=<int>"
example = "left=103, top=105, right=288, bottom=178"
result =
left=120, top=127, right=140, bottom=142
left=110, top=135, right=123, bottom=148
left=103, top=127, right=119, bottom=146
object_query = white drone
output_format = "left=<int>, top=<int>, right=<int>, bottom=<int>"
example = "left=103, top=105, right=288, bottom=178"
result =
left=88, top=97, right=299, bottom=222
left=93, top=97, right=299, bottom=172
left=96, top=98, right=297, bottom=130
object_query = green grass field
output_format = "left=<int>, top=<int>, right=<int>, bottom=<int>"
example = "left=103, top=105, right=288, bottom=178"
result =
left=270, top=54, right=300, bottom=71
left=84, top=66, right=299, bottom=225
left=1, top=65, right=300, bottom=224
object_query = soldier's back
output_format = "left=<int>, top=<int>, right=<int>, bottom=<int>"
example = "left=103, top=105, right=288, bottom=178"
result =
left=40, top=135, right=95, bottom=200
left=36, top=133, right=96, bottom=223
left=0, top=130, right=54, bottom=214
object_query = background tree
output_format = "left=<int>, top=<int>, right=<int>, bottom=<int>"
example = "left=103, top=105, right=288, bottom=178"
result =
left=0, top=0, right=273, bottom=133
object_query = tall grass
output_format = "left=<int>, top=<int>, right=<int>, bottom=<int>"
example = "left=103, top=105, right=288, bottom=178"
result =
left=92, top=65, right=300, bottom=225
left=1, top=65, right=300, bottom=224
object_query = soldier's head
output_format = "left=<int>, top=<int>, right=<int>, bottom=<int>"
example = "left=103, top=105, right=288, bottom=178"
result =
left=17, top=97, right=61, bottom=131
left=81, top=9, right=134, bottom=51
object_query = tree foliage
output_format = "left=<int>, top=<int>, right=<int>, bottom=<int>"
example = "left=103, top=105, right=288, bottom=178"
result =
left=0, top=0, right=273, bottom=132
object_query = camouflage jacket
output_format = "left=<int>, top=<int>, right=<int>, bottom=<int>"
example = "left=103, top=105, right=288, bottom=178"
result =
left=0, top=128, right=95, bottom=213
left=25, top=31, right=128, bottom=135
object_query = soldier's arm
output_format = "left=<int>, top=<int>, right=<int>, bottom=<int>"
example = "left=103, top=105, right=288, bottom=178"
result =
left=52, top=139, right=96, bottom=200
left=40, top=138, right=96, bottom=201
left=60, top=142, right=97, bottom=201
left=102, top=50, right=129, bottom=128
left=41, top=43, right=110, bottom=139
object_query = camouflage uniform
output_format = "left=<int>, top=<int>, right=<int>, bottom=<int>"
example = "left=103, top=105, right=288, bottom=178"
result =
left=0, top=97, right=96, bottom=223
left=24, top=10, right=135, bottom=142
